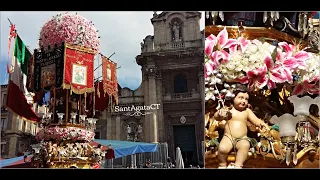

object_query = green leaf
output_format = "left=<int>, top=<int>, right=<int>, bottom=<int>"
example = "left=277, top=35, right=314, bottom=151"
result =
left=208, top=138, right=220, bottom=147
left=256, top=37, right=266, bottom=43
left=271, top=46, right=278, bottom=62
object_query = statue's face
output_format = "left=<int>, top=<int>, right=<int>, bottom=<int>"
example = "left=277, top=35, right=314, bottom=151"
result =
left=233, top=92, right=249, bottom=110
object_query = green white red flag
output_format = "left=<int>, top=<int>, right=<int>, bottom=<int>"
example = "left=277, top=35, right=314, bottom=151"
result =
left=6, top=35, right=40, bottom=122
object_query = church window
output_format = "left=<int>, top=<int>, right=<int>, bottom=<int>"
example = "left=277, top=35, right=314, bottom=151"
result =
left=174, top=74, right=188, bottom=93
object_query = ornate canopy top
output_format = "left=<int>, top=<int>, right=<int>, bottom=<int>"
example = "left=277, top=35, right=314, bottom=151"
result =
left=206, top=12, right=320, bottom=52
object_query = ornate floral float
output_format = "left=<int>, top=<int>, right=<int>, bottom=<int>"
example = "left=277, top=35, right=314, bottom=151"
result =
left=204, top=12, right=319, bottom=168
left=25, top=12, right=117, bottom=169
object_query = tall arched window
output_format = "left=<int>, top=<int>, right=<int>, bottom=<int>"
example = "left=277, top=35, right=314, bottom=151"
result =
left=174, top=74, right=188, bottom=93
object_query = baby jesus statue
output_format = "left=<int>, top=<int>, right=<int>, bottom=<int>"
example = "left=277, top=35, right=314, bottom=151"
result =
left=69, top=97, right=79, bottom=113
left=56, top=97, right=65, bottom=113
left=214, top=87, right=269, bottom=169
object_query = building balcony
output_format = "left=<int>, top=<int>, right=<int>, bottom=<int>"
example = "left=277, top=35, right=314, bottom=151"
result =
left=163, top=91, right=200, bottom=102
left=170, top=41, right=185, bottom=49
left=153, top=39, right=203, bottom=52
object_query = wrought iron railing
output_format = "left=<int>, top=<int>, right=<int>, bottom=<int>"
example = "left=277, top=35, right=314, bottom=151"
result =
left=171, top=92, right=193, bottom=99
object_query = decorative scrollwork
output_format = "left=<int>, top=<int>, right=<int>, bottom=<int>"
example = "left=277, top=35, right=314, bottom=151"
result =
left=307, top=29, right=320, bottom=52
left=123, top=111, right=153, bottom=116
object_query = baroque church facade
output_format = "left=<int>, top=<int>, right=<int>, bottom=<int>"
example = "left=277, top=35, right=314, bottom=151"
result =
left=96, top=11, right=205, bottom=166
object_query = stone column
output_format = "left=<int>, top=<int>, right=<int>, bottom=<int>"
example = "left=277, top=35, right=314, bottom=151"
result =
left=116, top=116, right=121, bottom=140
left=147, top=63, right=158, bottom=143
left=143, top=67, right=150, bottom=142
left=10, top=113, right=17, bottom=131
left=106, top=115, right=112, bottom=139
left=156, top=71, right=164, bottom=142
left=100, top=110, right=107, bottom=139
left=198, top=66, right=205, bottom=118
left=8, top=135, right=18, bottom=158
left=6, top=114, right=19, bottom=158
left=102, top=109, right=107, bottom=119
left=198, top=65, right=205, bottom=164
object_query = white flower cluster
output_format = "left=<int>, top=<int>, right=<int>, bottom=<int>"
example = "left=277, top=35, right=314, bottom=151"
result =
left=217, top=41, right=277, bottom=82
left=205, top=70, right=236, bottom=102
left=295, top=53, right=320, bottom=83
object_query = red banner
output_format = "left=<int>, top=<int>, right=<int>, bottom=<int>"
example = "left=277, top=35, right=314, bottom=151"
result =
left=101, top=54, right=118, bottom=104
left=63, top=44, right=95, bottom=94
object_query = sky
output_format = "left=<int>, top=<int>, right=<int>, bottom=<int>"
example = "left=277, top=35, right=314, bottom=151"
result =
left=0, top=11, right=205, bottom=90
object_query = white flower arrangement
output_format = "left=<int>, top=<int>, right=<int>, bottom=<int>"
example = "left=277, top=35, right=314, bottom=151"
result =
left=205, top=27, right=319, bottom=102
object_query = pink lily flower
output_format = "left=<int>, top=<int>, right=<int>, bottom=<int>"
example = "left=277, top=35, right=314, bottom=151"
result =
left=247, top=54, right=287, bottom=90
left=229, top=37, right=251, bottom=54
left=235, top=75, right=249, bottom=84
left=274, top=43, right=308, bottom=83
left=204, top=62, right=214, bottom=79
left=205, top=50, right=225, bottom=70
left=278, top=42, right=295, bottom=57
left=291, top=51, right=309, bottom=69
left=205, top=27, right=237, bottom=66
left=275, top=51, right=296, bottom=82
left=278, top=42, right=308, bottom=69
left=292, top=76, right=320, bottom=95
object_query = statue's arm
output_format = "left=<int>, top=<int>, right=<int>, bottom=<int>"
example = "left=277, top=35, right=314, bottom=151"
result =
left=213, top=109, right=223, bottom=121
left=247, top=108, right=267, bottom=128
left=214, top=108, right=232, bottom=121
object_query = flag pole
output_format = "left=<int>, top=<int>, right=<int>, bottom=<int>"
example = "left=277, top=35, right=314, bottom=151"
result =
left=5, top=33, right=18, bottom=104
left=8, top=18, right=33, bottom=54
left=94, top=52, right=121, bottom=81
left=7, top=18, right=16, bottom=74
left=8, top=18, right=13, bottom=26
left=94, top=52, right=116, bottom=71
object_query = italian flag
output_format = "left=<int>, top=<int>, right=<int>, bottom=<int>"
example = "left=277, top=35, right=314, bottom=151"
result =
left=6, top=35, right=40, bottom=122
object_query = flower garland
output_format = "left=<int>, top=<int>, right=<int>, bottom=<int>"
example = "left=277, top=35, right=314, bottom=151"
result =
left=205, top=27, right=320, bottom=102
left=36, top=126, right=95, bottom=142
left=39, top=12, right=100, bottom=53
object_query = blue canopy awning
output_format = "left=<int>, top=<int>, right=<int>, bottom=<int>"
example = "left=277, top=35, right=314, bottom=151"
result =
left=94, top=139, right=158, bottom=159
left=0, top=155, right=32, bottom=168
left=0, top=140, right=158, bottom=168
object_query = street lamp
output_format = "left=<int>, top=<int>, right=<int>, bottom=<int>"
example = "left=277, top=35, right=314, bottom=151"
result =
left=268, top=95, right=319, bottom=166
left=126, top=124, right=143, bottom=142
left=126, top=124, right=143, bottom=168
